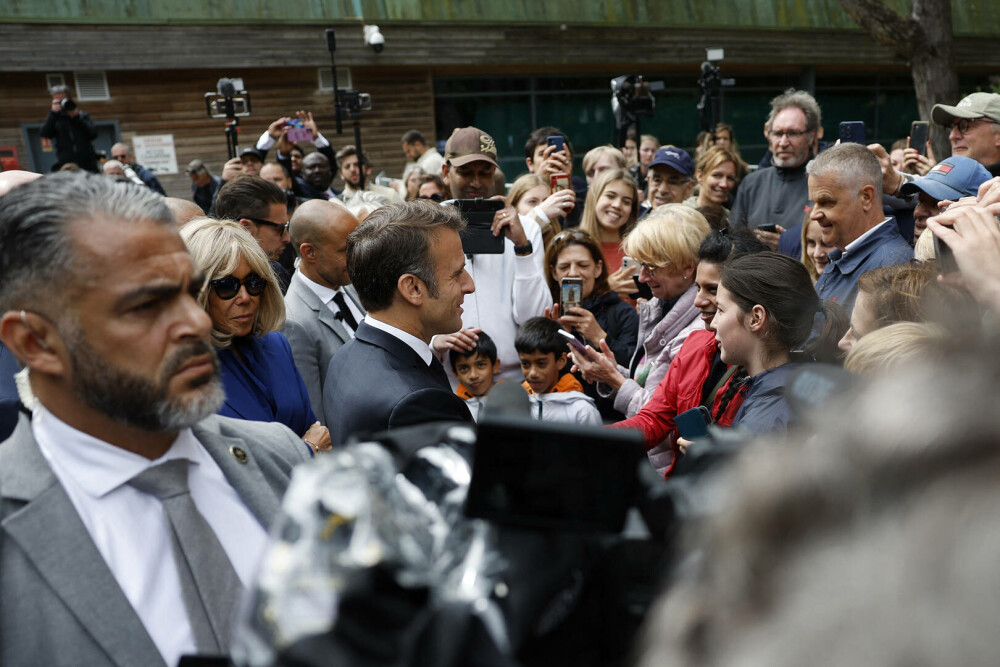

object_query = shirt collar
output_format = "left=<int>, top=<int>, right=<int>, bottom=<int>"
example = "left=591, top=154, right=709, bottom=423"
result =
left=297, top=271, right=341, bottom=305
left=363, top=314, right=433, bottom=365
left=32, top=404, right=204, bottom=499
left=844, top=218, right=891, bottom=255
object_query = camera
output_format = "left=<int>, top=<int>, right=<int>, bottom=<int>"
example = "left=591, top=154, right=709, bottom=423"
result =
left=364, top=25, right=384, bottom=53
left=59, top=97, right=77, bottom=113
left=610, top=75, right=659, bottom=130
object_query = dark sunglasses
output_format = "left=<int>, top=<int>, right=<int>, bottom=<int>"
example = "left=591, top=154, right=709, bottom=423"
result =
left=245, top=216, right=289, bottom=235
left=210, top=272, right=267, bottom=300
left=417, top=193, right=445, bottom=202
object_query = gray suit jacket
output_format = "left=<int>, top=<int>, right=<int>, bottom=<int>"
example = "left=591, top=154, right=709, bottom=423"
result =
left=282, top=272, right=365, bottom=419
left=0, top=413, right=310, bottom=667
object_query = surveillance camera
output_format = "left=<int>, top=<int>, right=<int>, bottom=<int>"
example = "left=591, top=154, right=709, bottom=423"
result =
left=364, top=25, right=385, bottom=53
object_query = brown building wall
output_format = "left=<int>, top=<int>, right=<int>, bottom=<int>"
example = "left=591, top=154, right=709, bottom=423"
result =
left=1, top=65, right=436, bottom=198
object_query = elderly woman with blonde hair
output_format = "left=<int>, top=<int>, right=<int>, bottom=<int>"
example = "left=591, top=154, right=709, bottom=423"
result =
left=572, top=204, right=712, bottom=417
left=181, top=217, right=330, bottom=453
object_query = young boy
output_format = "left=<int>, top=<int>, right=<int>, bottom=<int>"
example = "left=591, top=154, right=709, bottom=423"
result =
left=450, top=331, right=501, bottom=422
left=515, top=317, right=601, bottom=425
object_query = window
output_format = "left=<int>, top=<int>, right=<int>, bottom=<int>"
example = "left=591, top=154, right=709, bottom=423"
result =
left=74, top=71, right=110, bottom=101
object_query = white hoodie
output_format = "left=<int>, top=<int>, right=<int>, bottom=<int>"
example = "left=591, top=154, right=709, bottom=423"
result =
left=526, top=390, right=602, bottom=426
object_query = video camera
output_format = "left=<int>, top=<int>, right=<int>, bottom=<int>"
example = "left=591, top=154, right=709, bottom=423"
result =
left=697, top=48, right=734, bottom=136
left=204, top=77, right=252, bottom=160
left=610, top=75, right=660, bottom=130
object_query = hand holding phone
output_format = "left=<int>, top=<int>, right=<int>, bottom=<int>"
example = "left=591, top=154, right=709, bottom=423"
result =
left=557, top=328, right=588, bottom=354
left=675, top=406, right=712, bottom=440
left=909, top=121, right=929, bottom=157
left=560, top=277, right=583, bottom=312
left=839, top=121, right=866, bottom=145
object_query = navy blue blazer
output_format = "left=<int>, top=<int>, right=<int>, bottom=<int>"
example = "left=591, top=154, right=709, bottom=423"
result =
left=815, top=220, right=914, bottom=313
left=322, top=321, right=474, bottom=445
left=218, top=331, right=317, bottom=437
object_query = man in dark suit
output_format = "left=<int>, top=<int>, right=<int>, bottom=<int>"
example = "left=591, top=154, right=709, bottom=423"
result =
left=283, top=200, right=364, bottom=418
left=0, top=172, right=310, bottom=666
left=323, top=200, right=476, bottom=443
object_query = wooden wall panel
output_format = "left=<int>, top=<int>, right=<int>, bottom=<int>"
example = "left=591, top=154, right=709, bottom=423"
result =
left=0, top=66, right=437, bottom=198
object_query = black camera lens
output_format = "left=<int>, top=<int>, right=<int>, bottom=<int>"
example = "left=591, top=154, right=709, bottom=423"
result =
left=60, top=97, right=77, bottom=112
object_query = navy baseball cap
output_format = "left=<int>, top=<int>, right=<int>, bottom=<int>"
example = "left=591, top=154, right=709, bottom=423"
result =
left=648, top=146, right=694, bottom=176
left=899, top=156, right=991, bottom=202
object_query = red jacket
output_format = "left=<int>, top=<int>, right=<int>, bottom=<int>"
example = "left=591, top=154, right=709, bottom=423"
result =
left=610, top=329, right=744, bottom=477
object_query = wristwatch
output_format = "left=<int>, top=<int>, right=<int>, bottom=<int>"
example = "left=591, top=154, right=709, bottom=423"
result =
left=513, top=241, right=533, bottom=256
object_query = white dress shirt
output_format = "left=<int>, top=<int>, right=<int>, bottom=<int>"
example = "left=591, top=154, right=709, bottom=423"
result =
left=298, top=273, right=364, bottom=337
left=32, top=406, right=269, bottom=667
left=843, top=217, right=892, bottom=256
left=364, top=314, right=433, bottom=365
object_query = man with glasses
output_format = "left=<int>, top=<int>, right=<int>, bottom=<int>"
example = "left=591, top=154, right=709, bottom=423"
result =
left=215, top=175, right=292, bottom=293
left=732, top=89, right=824, bottom=248
left=932, top=93, right=1000, bottom=176
left=638, top=147, right=694, bottom=219
left=111, top=142, right=166, bottom=195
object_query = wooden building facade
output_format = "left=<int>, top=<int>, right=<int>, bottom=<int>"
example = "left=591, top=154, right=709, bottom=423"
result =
left=2, top=1, right=999, bottom=197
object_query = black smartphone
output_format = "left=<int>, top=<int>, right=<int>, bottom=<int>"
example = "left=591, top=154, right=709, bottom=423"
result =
left=932, top=232, right=959, bottom=274
left=452, top=198, right=505, bottom=254
left=909, top=121, right=929, bottom=157
left=546, top=135, right=565, bottom=154
left=630, top=276, right=653, bottom=301
left=675, top=406, right=712, bottom=440
left=839, top=121, right=866, bottom=145
left=757, top=224, right=779, bottom=234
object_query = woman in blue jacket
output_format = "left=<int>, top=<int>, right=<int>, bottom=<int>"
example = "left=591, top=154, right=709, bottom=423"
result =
left=711, top=253, right=846, bottom=435
left=182, top=218, right=330, bottom=454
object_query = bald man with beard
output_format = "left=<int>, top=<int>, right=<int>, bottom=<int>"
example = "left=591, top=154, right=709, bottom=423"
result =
left=282, top=200, right=365, bottom=416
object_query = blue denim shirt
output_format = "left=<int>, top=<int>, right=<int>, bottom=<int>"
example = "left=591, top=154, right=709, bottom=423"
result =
left=815, top=219, right=913, bottom=313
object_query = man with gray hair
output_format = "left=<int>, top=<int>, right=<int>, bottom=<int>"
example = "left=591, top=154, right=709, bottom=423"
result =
left=0, top=172, right=309, bottom=665
left=811, top=143, right=913, bottom=312
left=731, top=88, right=825, bottom=247
left=111, top=141, right=166, bottom=195
left=40, top=85, right=99, bottom=172
left=322, top=200, right=475, bottom=443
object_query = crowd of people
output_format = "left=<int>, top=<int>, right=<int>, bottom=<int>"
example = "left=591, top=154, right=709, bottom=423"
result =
left=1, top=82, right=1000, bottom=665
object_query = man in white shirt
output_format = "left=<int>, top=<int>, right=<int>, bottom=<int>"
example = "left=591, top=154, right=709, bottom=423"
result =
left=432, top=126, right=552, bottom=381
left=401, top=129, right=445, bottom=177
left=283, top=199, right=364, bottom=418
left=0, top=172, right=310, bottom=667
left=322, top=201, right=476, bottom=443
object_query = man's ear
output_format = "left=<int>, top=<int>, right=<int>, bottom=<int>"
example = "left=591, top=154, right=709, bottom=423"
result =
left=441, top=162, right=451, bottom=185
left=556, top=352, right=567, bottom=371
left=762, top=123, right=771, bottom=141
left=300, top=242, right=316, bottom=261
left=237, top=218, right=255, bottom=233
left=525, top=157, right=535, bottom=172
left=492, top=358, right=502, bottom=375
left=859, top=184, right=877, bottom=211
left=0, top=311, right=68, bottom=377
left=396, top=273, right=425, bottom=307
left=747, top=304, right=768, bottom=333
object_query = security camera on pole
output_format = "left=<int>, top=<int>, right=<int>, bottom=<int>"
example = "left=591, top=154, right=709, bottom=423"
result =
left=325, top=28, right=376, bottom=191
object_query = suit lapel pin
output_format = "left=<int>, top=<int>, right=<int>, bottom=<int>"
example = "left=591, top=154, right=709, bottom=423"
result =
left=229, top=446, right=248, bottom=464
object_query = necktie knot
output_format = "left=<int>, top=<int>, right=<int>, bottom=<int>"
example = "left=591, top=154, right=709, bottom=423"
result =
left=128, top=458, right=191, bottom=500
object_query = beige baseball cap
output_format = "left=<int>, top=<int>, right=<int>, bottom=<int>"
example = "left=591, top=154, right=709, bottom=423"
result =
left=444, top=127, right=499, bottom=168
left=932, top=92, right=1000, bottom=126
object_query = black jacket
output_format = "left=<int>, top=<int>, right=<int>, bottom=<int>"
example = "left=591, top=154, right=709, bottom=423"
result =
left=581, top=291, right=639, bottom=368
left=39, top=110, right=99, bottom=172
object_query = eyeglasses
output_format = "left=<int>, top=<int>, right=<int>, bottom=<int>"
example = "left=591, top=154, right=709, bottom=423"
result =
left=111, top=154, right=128, bottom=160
left=417, top=193, right=445, bottom=202
left=210, top=272, right=267, bottom=300
left=768, top=129, right=811, bottom=140
left=639, top=261, right=668, bottom=273
left=245, top=216, right=289, bottom=235
left=552, top=229, right=592, bottom=243
left=949, top=117, right=998, bottom=135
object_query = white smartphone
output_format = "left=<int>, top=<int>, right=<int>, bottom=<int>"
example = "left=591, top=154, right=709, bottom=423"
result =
left=557, top=329, right=588, bottom=354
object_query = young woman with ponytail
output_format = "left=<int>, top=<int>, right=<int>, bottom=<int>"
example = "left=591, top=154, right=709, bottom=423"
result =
left=712, top=253, right=847, bottom=435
